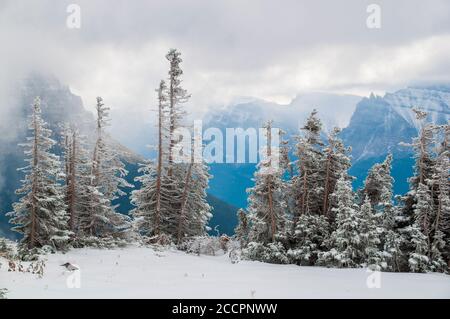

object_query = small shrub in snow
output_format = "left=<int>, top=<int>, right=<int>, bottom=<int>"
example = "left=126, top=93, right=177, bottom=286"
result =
left=244, top=241, right=289, bottom=264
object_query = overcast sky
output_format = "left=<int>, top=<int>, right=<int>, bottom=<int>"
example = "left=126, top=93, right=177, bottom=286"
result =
left=1, top=0, right=450, bottom=120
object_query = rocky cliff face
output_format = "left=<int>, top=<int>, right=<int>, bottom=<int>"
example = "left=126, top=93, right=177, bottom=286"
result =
left=342, top=86, right=450, bottom=161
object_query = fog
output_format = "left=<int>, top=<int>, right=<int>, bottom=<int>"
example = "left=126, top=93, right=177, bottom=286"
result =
left=0, top=0, right=449, bottom=155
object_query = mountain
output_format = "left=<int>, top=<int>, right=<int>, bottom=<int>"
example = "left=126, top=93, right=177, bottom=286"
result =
left=342, top=86, right=450, bottom=192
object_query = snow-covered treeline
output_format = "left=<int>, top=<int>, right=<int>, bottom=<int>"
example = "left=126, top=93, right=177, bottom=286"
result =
left=239, top=110, right=449, bottom=273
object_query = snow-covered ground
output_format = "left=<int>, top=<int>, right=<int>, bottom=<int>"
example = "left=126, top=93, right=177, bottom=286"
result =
left=1, top=246, right=449, bottom=299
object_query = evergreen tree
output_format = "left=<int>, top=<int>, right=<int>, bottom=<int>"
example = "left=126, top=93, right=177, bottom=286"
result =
left=322, top=127, right=352, bottom=218
left=133, top=49, right=211, bottom=243
left=407, top=223, right=431, bottom=273
left=402, top=109, right=437, bottom=223
left=287, top=214, right=329, bottom=266
left=245, top=121, right=289, bottom=263
left=291, top=110, right=324, bottom=224
left=430, top=123, right=449, bottom=270
left=363, top=154, right=394, bottom=211
left=131, top=81, right=174, bottom=239
left=92, top=97, right=132, bottom=203
left=247, top=121, right=288, bottom=244
left=8, top=97, right=70, bottom=253
left=358, top=196, right=382, bottom=270
left=176, top=139, right=212, bottom=244
left=87, top=97, right=131, bottom=239
left=318, top=175, right=363, bottom=268
left=363, top=154, right=404, bottom=271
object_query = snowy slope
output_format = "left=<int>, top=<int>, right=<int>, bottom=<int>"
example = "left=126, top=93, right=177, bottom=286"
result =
left=1, top=246, right=449, bottom=299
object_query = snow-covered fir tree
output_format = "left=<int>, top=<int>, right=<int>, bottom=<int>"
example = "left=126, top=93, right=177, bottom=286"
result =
left=287, top=214, right=329, bottom=266
left=245, top=121, right=289, bottom=263
left=363, top=154, right=404, bottom=271
left=358, top=196, right=382, bottom=270
left=92, top=97, right=132, bottom=203
left=86, top=97, right=131, bottom=239
left=322, top=127, right=352, bottom=219
left=8, top=97, right=71, bottom=255
left=60, top=125, right=111, bottom=244
left=131, top=80, right=174, bottom=239
left=133, top=50, right=211, bottom=244
left=290, top=110, right=324, bottom=223
left=317, top=175, right=363, bottom=268
left=429, top=123, right=449, bottom=271
left=363, top=154, right=394, bottom=210
left=401, top=109, right=437, bottom=225
left=176, top=138, right=212, bottom=244
left=407, top=222, right=431, bottom=273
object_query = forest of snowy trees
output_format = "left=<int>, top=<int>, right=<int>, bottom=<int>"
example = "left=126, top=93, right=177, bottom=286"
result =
left=238, top=109, right=449, bottom=273
left=0, top=49, right=449, bottom=274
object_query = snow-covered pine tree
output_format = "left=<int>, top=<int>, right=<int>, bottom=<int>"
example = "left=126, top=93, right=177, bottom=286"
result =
left=235, top=209, right=250, bottom=249
left=429, top=123, right=449, bottom=271
left=322, top=127, right=352, bottom=219
left=131, top=80, right=174, bottom=240
left=176, top=137, right=212, bottom=244
left=87, top=97, right=131, bottom=239
left=317, top=175, right=363, bottom=268
left=59, top=125, right=106, bottom=245
left=363, top=154, right=394, bottom=210
left=378, top=206, right=408, bottom=272
left=362, top=153, right=404, bottom=271
left=287, top=214, right=329, bottom=266
left=404, top=182, right=433, bottom=272
left=166, top=48, right=189, bottom=175
left=133, top=50, right=205, bottom=244
left=358, top=196, right=382, bottom=270
left=245, top=120, right=289, bottom=264
left=163, top=49, right=194, bottom=240
left=290, top=110, right=324, bottom=226
left=407, top=222, right=431, bottom=273
left=92, top=97, right=132, bottom=203
left=8, top=97, right=71, bottom=255
left=401, top=109, right=437, bottom=225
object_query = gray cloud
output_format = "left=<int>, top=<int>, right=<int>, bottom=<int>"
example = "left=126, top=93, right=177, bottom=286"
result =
left=0, top=0, right=449, bottom=143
